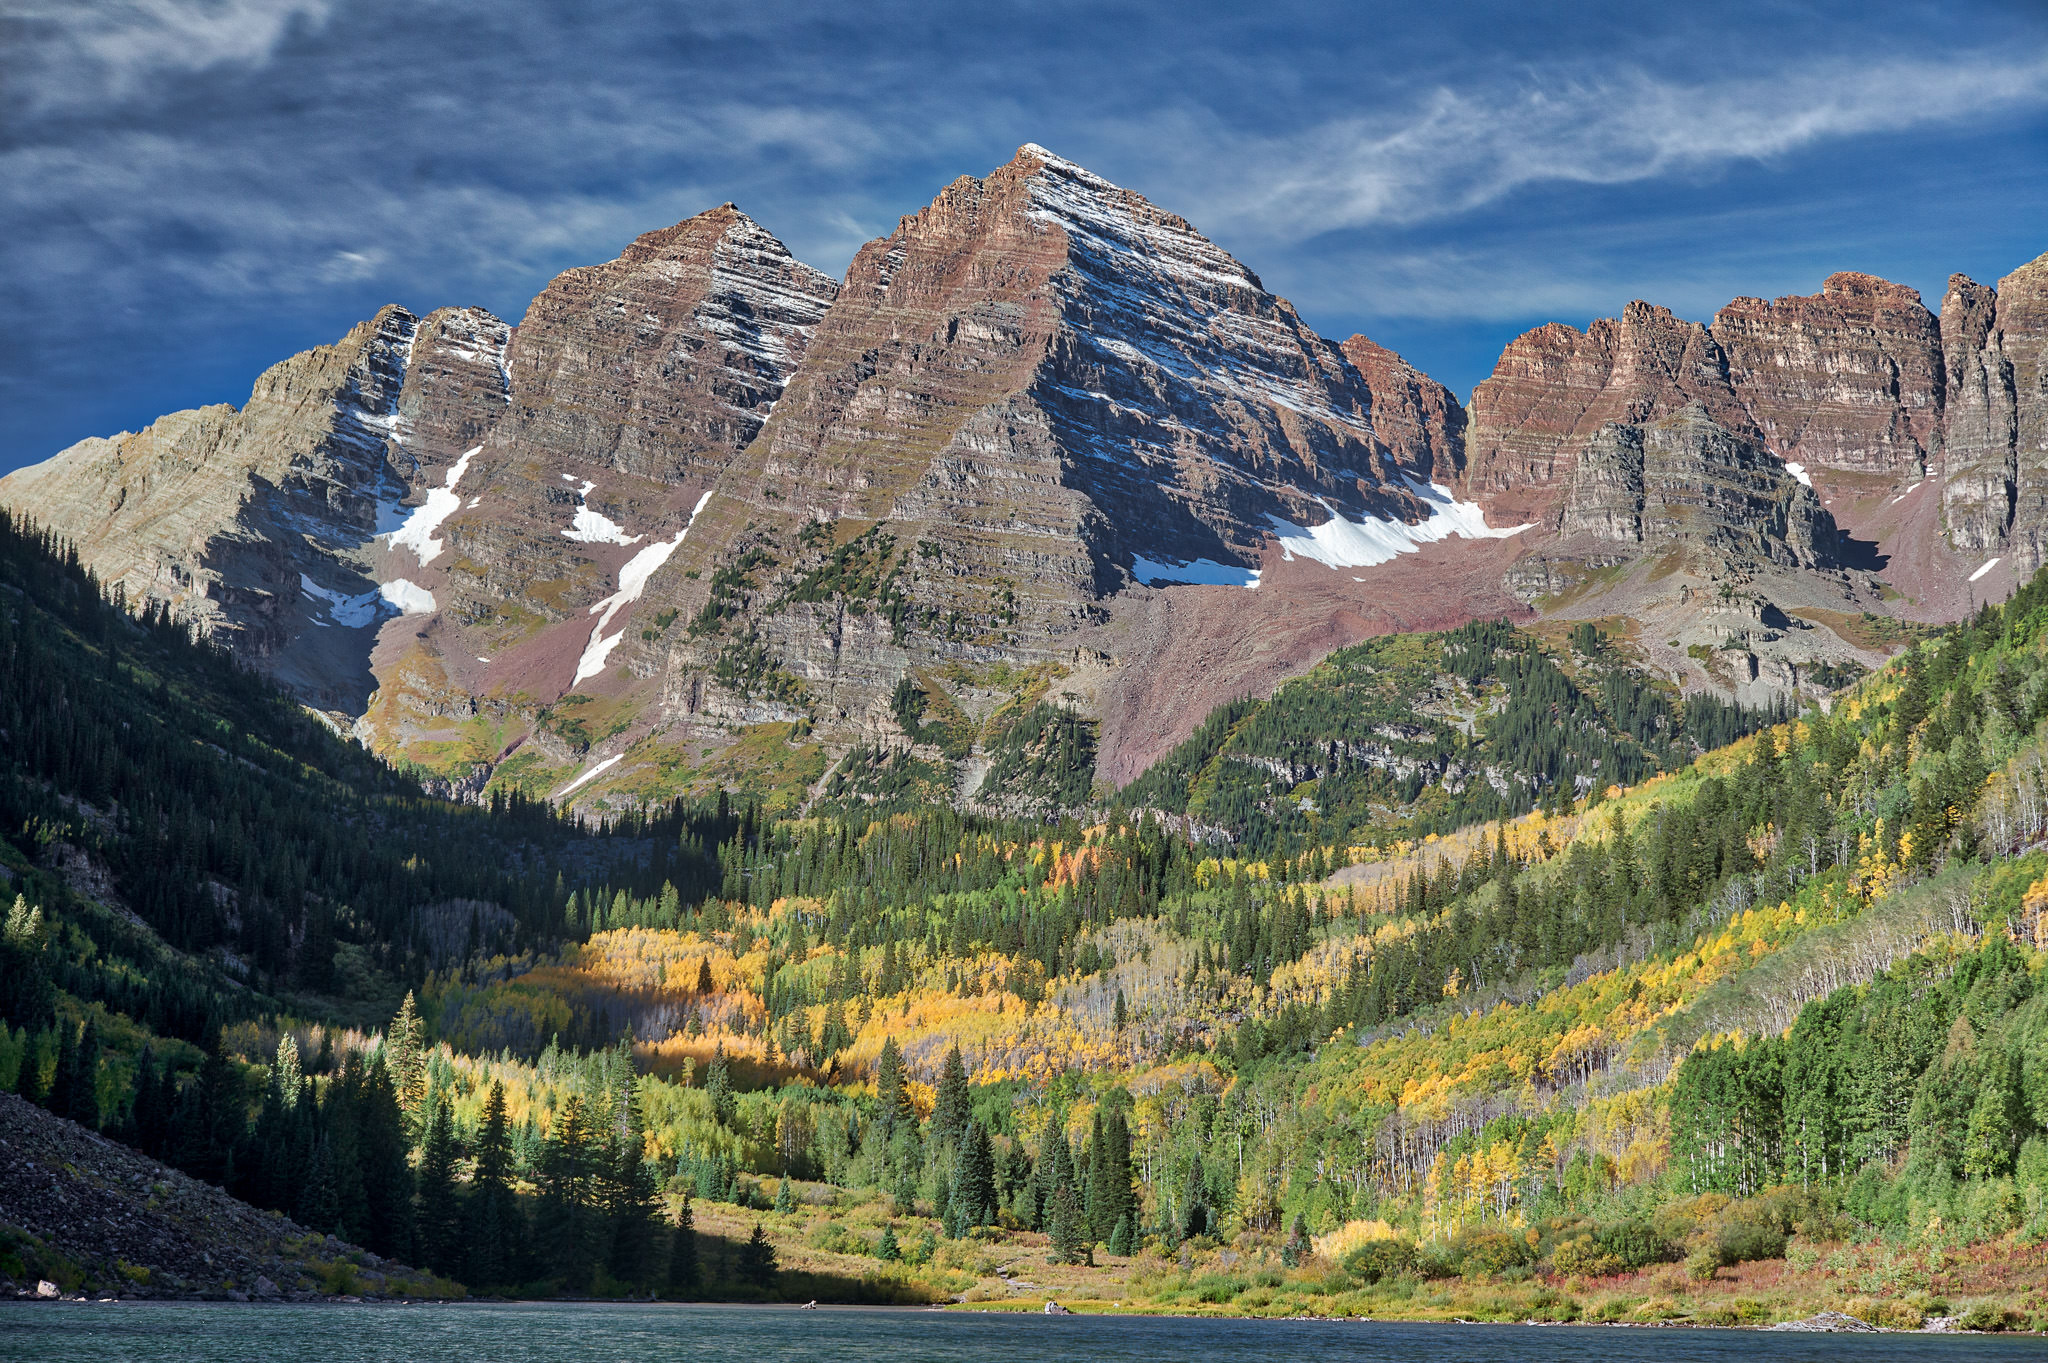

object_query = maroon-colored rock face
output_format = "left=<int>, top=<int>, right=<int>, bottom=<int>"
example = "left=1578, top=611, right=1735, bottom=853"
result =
left=1461, top=302, right=1745, bottom=525
left=495, top=204, right=839, bottom=486
left=720, top=145, right=1426, bottom=589
left=1463, top=273, right=1952, bottom=525
left=1943, top=253, right=2048, bottom=566
left=1338, top=335, right=1466, bottom=485
left=1711, top=272, right=1942, bottom=479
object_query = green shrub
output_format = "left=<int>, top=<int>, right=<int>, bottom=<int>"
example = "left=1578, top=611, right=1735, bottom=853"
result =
left=1550, top=1235, right=1622, bottom=1278
left=1962, top=1302, right=2026, bottom=1332
left=1454, top=1229, right=1536, bottom=1277
left=1683, top=1247, right=1719, bottom=1281
left=1597, top=1219, right=1677, bottom=1268
left=1340, top=1238, right=1417, bottom=1284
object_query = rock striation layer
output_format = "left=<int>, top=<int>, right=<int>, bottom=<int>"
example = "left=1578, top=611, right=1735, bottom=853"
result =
left=0, top=304, right=516, bottom=709
left=1940, top=253, right=2048, bottom=566
left=1561, top=405, right=1840, bottom=569
left=5, top=145, right=2044, bottom=805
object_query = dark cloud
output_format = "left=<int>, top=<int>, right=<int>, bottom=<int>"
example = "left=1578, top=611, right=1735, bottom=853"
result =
left=4, top=0, right=2046, bottom=461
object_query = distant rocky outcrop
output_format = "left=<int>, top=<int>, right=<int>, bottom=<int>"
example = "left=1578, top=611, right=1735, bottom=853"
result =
left=1560, top=405, right=1840, bottom=569
left=1940, top=253, right=2048, bottom=566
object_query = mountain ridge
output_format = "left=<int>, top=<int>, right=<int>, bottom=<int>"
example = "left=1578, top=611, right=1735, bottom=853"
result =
left=6, top=146, right=2042, bottom=814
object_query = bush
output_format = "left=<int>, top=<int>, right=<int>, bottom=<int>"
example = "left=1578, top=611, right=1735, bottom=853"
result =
left=1683, top=1247, right=1720, bottom=1282
left=1340, top=1237, right=1417, bottom=1284
left=1550, top=1235, right=1623, bottom=1278
left=1962, top=1302, right=2027, bottom=1332
left=1455, top=1229, right=1536, bottom=1277
left=1712, top=1216, right=1785, bottom=1266
left=1596, top=1219, right=1677, bottom=1269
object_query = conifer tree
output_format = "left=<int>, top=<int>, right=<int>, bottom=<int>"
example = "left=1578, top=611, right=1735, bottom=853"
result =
left=388, top=992, right=427, bottom=1131
left=358, top=1055, right=416, bottom=1262
left=738, top=1222, right=778, bottom=1290
left=274, top=1034, right=302, bottom=1110
left=875, top=1036, right=910, bottom=1134
left=876, top=1224, right=902, bottom=1261
left=773, top=1175, right=795, bottom=1214
left=415, top=1097, right=462, bottom=1278
left=1048, top=1182, right=1087, bottom=1265
left=705, top=1046, right=735, bottom=1127
left=931, top=1044, right=971, bottom=1148
left=538, top=1094, right=598, bottom=1287
left=465, top=1079, right=519, bottom=1289
left=666, top=1196, right=700, bottom=1297
left=953, top=1119, right=996, bottom=1230
left=604, top=1097, right=661, bottom=1289
left=1108, top=1213, right=1133, bottom=1257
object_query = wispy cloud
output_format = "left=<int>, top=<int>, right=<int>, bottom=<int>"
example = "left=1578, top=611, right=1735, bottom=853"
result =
left=1178, top=54, right=2048, bottom=238
left=9, top=0, right=336, bottom=108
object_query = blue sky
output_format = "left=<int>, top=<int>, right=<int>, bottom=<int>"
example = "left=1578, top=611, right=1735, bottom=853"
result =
left=4, top=0, right=2046, bottom=469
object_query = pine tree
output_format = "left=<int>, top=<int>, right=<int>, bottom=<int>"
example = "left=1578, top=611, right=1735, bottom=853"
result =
left=1048, top=1182, right=1087, bottom=1265
left=1101, top=1106, right=1135, bottom=1241
left=465, top=1080, right=519, bottom=1289
left=538, top=1094, right=598, bottom=1288
left=666, top=1197, right=700, bottom=1297
left=1113, top=988, right=1128, bottom=1032
left=773, top=1175, right=795, bottom=1214
left=415, top=1097, right=462, bottom=1278
left=604, top=1097, right=660, bottom=1289
left=738, top=1222, right=778, bottom=1290
left=876, top=1224, right=902, bottom=1261
left=705, top=1046, right=736, bottom=1127
left=931, top=1044, right=971, bottom=1149
left=358, top=1055, right=416, bottom=1262
left=695, top=958, right=715, bottom=995
left=43, top=1016, right=78, bottom=1117
left=875, top=1036, right=910, bottom=1134
left=953, top=1119, right=996, bottom=1230
left=274, top=1034, right=303, bottom=1110
left=1108, top=1213, right=1133, bottom=1256
left=388, top=992, right=427, bottom=1132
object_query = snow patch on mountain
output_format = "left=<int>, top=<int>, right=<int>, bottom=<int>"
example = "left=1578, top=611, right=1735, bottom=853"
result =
left=383, top=445, right=480, bottom=566
left=1131, top=554, right=1260, bottom=589
left=380, top=579, right=436, bottom=614
left=572, top=490, right=716, bottom=687
left=300, top=575, right=383, bottom=629
left=557, top=753, right=625, bottom=798
left=1268, top=481, right=1529, bottom=571
left=561, top=479, right=642, bottom=545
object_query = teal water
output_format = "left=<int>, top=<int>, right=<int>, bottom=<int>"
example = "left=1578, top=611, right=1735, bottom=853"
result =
left=1, top=1302, right=2043, bottom=1361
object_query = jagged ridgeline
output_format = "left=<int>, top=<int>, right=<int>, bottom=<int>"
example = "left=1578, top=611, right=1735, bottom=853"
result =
left=0, top=509, right=726, bottom=1045
left=1120, top=619, right=1788, bottom=855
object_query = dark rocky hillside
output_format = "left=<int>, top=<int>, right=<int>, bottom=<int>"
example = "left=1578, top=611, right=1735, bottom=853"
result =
left=0, top=1092, right=441, bottom=1301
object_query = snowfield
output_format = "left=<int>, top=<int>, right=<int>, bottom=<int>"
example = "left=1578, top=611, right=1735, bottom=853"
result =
left=384, top=446, right=480, bottom=567
left=1266, top=480, right=1528, bottom=571
left=561, top=478, right=642, bottom=546
left=572, top=490, right=717, bottom=687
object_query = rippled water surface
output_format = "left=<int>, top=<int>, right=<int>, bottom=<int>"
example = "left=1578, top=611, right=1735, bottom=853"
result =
left=3, top=1301, right=2043, bottom=1362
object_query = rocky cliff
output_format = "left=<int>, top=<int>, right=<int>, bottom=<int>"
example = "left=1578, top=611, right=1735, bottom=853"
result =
left=1560, top=405, right=1839, bottom=570
left=4, top=147, right=2043, bottom=809
left=1939, top=253, right=2048, bottom=567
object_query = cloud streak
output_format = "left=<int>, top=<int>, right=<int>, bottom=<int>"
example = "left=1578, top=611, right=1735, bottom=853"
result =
left=1185, top=54, right=2048, bottom=239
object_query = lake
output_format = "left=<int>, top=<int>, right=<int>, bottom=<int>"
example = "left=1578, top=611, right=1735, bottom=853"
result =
left=2, top=1301, right=2042, bottom=1361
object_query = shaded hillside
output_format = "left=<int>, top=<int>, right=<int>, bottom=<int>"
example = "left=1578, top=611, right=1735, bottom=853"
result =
left=0, top=1092, right=442, bottom=1300
left=0, top=509, right=726, bottom=1045
left=1119, top=618, right=1787, bottom=855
